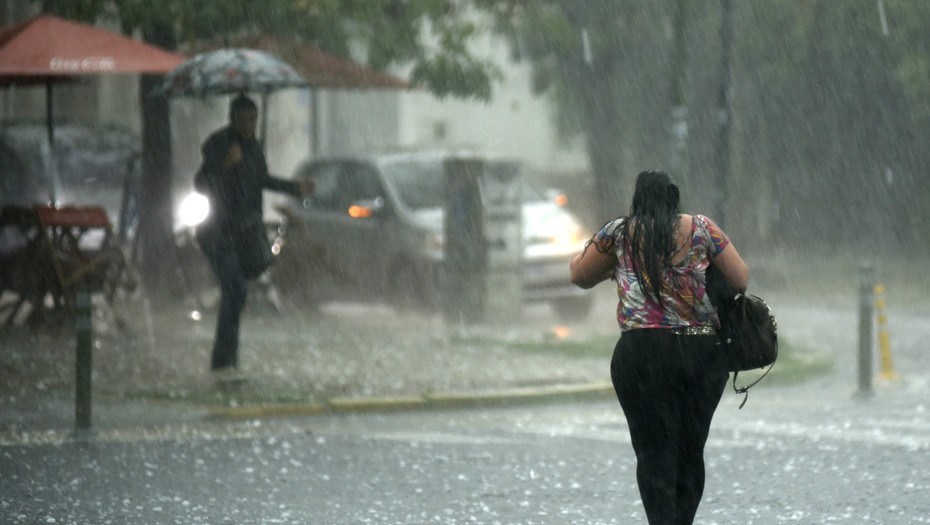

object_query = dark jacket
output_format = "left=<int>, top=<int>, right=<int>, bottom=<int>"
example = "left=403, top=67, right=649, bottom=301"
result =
left=195, top=126, right=298, bottom=241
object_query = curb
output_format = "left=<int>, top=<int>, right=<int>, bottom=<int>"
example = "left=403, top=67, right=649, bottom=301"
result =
left=0, top=383, right=616, bottom=446
left=207, top=381, right=616, bottom=420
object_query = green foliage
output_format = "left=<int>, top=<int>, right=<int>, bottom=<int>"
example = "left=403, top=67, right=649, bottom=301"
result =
left=38, top=0, right=930, bottom=256
left=727, top=0, right=930, bottom=254
left=411, top=54, right=500, bottom=100
left=39, top=0, right=108, bottom=22
left=482, top=0, right=930, bottom=255
left=41, top=0, right=517, bottom=101
left=482, top=1, right=678, bottom=220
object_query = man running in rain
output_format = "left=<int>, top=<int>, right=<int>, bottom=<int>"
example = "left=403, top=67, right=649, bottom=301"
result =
left=195, top=94, right=315, bottom=379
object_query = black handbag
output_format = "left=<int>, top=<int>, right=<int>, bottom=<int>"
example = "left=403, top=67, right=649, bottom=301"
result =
left=720, top=293, right=778, bottom=371
left=707, top=266, right=778, bottom=408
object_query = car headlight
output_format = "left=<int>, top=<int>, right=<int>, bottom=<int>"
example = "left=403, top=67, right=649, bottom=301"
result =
left=524, top=214, right=588, bottom=258
left=544, top=215, right=587, bottom=249
left=178, top=192, right=210, bottom=228
left=550, top=224, right=585, bottom=248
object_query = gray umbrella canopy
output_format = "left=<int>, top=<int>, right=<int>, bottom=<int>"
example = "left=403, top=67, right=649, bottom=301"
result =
left=151, top=48, right=307, bottom=98
left=181, top=35, right=409, bottom=91
left=165, top=37, right=411, bottom=156
left=151, top=48, right=309, bottom=153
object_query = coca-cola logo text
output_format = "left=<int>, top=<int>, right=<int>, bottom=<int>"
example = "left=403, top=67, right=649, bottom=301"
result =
left=49, top=56, right=116, bottom=72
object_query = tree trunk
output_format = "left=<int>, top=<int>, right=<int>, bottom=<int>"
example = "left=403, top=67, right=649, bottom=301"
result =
left=583, top=79, right=627, bottom=224
left=558, top=2, right=638, bottom=224
left=138, top=22, right=182, bottom=303
left=563, top=51, right=626, bottom=223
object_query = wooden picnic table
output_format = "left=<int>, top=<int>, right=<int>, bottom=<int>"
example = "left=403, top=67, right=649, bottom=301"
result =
left=0, top=204, right=136, bottom=326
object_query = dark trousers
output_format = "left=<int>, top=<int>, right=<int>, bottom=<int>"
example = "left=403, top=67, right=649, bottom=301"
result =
left=201, top=235, right=248, bottom=370
left=610, top=329, right=729, bottom=525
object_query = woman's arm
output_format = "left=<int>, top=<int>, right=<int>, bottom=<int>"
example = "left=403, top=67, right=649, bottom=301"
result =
left=712, top=243, right=749, bottom=292
left=698, top=214, right=749, bottom=292
left=570, top=241, right=615, bottom=289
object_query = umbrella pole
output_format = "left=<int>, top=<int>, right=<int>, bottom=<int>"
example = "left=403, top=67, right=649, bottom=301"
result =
left=46, top=80, right=60, bottom=205
left=46, top=82, right=54, bottom=147
left=260, top=92, right=269, bottom=154
left=311, top=89, right=320, bottom=158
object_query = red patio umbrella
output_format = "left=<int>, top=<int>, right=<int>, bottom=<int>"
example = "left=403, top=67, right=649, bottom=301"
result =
left=0, top=14, right=186, bottom=201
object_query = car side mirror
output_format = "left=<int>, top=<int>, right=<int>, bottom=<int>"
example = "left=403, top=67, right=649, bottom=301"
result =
left=347, top=197, right=385, bottom=219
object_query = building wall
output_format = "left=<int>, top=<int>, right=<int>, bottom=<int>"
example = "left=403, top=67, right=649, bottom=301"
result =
left=317, top=89, right=401, bottom=159
left=322, top=29, right=589, bottom=178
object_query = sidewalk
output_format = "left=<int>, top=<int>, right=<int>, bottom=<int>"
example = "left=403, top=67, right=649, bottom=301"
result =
left=3, top=286, right=927, bottom=444
left=0, top=293, right=619, bottom=441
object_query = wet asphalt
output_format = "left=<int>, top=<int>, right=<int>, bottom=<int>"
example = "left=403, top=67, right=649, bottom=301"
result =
left=1, top=279, right=929, bottom=523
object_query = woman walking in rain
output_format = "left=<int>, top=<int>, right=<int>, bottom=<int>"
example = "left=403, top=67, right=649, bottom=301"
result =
left=570, top=169, right=749, bottom=524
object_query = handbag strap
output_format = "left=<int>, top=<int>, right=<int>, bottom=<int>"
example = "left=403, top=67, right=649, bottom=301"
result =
left=732, top=362, right=775, bottom=409
left=732, top=293, right=777, bottom=408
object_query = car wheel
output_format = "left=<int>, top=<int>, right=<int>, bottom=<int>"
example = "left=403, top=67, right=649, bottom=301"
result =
left=551, top=295, right=594, bottom=322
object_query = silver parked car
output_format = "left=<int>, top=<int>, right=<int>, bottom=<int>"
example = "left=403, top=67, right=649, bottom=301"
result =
left=273, top=152, right=593, bottom=320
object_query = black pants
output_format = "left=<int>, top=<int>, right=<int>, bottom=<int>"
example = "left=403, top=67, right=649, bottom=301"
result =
left=201, top=234, right=248, bottom=370
left=610, top=329, right=728, bottom=525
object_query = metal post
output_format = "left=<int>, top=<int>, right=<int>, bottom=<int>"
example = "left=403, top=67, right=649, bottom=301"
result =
left=74, top=290, right=93, bottom=431
left=311, top=89, right=321, bottom=158
left=857, top=264, right=874, bottom=398
left=481, top=161, right=523, bottom=324
left=442, top=159, right=486, bottom=325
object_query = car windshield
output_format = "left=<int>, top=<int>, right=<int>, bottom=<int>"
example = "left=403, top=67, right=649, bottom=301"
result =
left=378, top=156, right=552, bottom=210
left=377, top=158, right=445, bottom=211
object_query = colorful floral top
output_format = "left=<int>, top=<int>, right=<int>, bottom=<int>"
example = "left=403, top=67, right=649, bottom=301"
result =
left=593, top=214, right=730, bottom=331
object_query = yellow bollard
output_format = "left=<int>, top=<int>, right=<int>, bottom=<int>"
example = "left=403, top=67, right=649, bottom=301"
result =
left=874, top=284, right=898, bottom=381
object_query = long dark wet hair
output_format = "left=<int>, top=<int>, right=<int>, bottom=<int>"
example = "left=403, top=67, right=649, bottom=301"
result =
left=603, top=170, right=681, bottom=307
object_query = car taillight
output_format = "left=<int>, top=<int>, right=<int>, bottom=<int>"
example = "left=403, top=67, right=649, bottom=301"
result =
left=348, top=204, right=373, bottom=218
